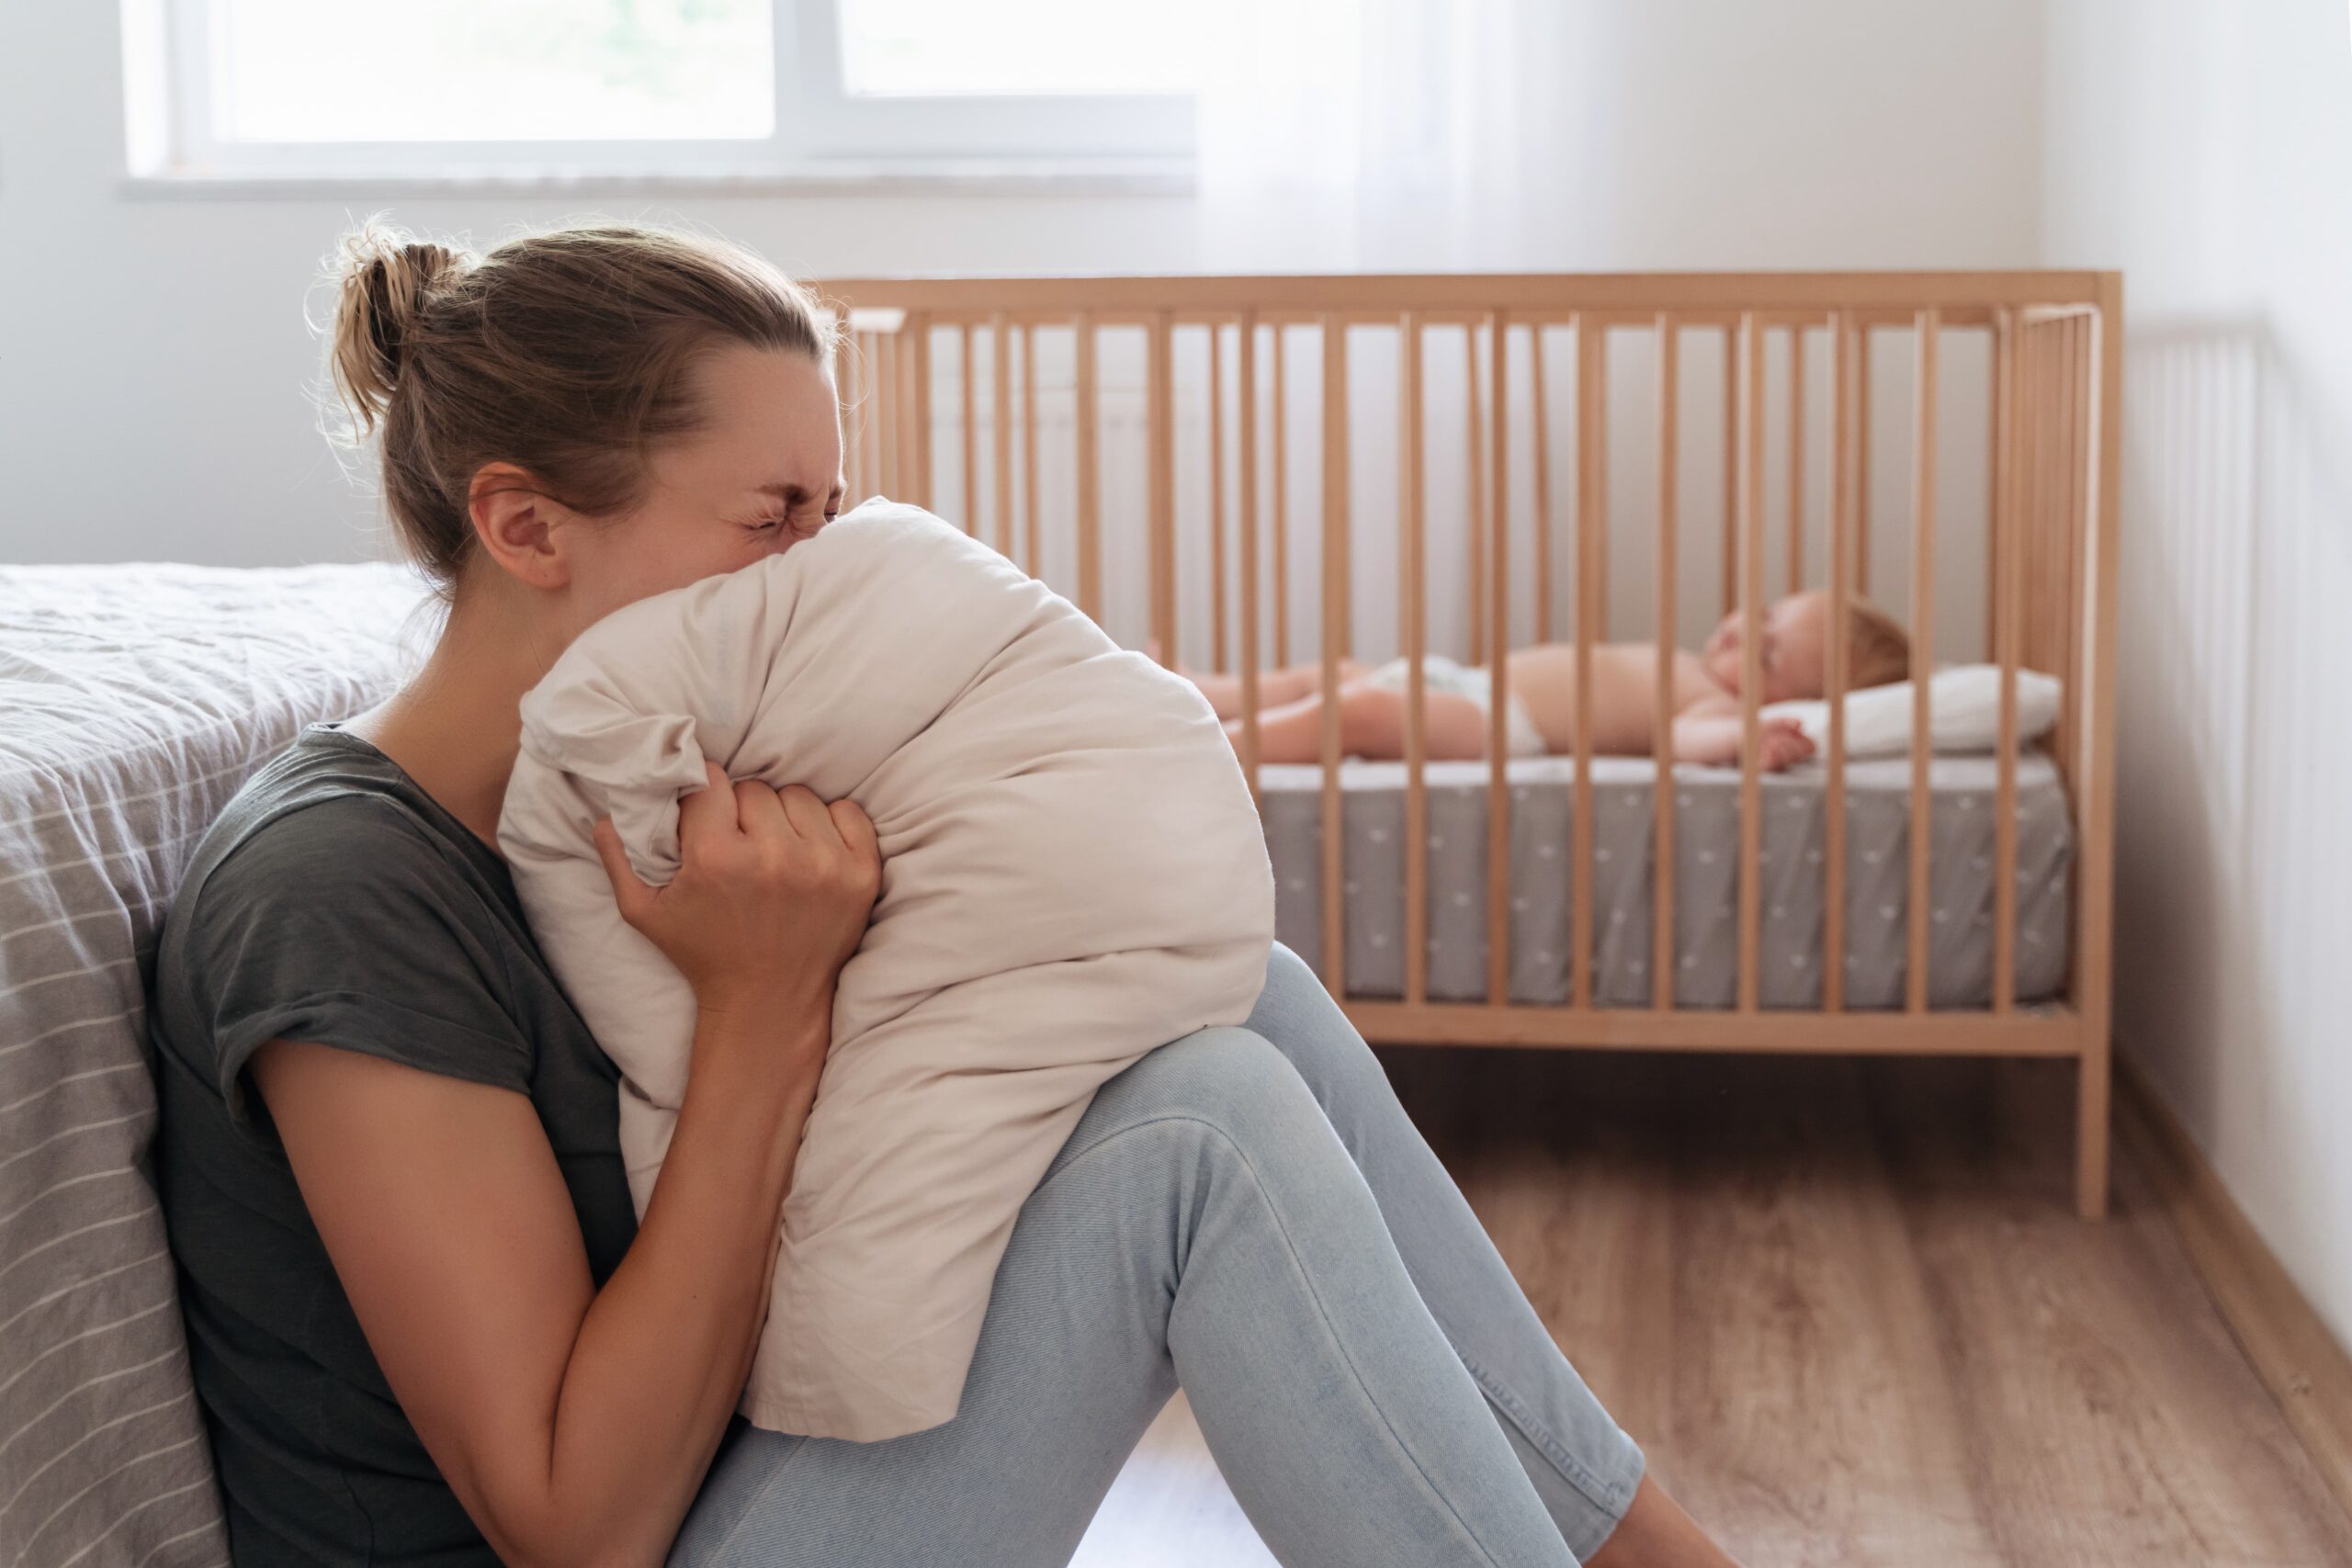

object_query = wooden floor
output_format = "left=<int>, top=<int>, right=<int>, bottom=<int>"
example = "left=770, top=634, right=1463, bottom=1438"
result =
left=1071, top=1051, right=2352, bottom=1567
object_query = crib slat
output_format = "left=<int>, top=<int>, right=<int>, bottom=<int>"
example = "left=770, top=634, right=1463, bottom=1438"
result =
left=1320, top=315, right=1350, bottom=996
left=991, top=314, right=1012, bottom=557
left=1330, top=320, right=1355, bottom=657
left=1272, top=326, right=1291, bottom=666
left=1402, top=313, right=1430, bottom=1006
left=1573, top=317, right=1603, bottom=1010
left=1652, top=313, right=1679, bottom=1012
left=910, top=314, right=934, bottom=510
left=1209, top=321, right=1229, bottom=672
left=1594, top=330, right=1610, bottom=643
left=1855, top=329, right=1873, bottom=596
left=2054, top=324, right=2074, bottom=761
left=865, top=329, right=880, bottom=503
left=1487, top=310, right=1512, bottom=1009
left=899, top=317, right=919, bottom=508
left=1238, top=312, right=1262, bottom=800
left=1149, top=311, right=1177, bottom=666
left=1824, top=311, right=1854, bottom=1013
left=840, top=326, right=855, bottom=502
left=1985, top=315, right=2003, bottom=655
left=881, top=328, right=899, bottom=500
left=1075, top=313, right=1102, bottom=622
left=875, top=329, right=888, bottom=501
left=865, top=330, right=884, bottom=502
left=1531, top=324, right=1554, bottom=643
left=1787, top=323, right=1806, bottom=595
left=1737, top=311, right=1766, bottom=1014
left=2022, top=322, right=2041, bottom=717
left=960, top=322, right=978, bottom=534
left=1021, top=323, right=1041, bottom=575
left=1722, top=329, right=1739, bottom=615
left=2052, top=322, right=2072, bottom=779
left=1907, top=309, right=1940, bottom=1014
left=837, top=324, right=855, bottom=505
left=900, top=324, right=921, bottom=501
left=1466, top=324, right=1487, bottom=660
left=2066, top=317, right=2086, bottom=813
left=2064, top=315, right=2089, bottom=796
left=1993, top=309, right=2021, bottom=1014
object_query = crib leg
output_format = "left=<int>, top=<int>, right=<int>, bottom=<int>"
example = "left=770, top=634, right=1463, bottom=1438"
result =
left=2075, top=1041, right=2111, bottom=1219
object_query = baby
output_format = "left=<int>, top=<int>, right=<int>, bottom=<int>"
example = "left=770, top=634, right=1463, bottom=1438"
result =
left=1187, top=589, right=1911, bottom=772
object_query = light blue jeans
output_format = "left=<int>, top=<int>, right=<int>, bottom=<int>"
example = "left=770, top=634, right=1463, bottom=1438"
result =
left=668, top=944, right=1644, bottom=1567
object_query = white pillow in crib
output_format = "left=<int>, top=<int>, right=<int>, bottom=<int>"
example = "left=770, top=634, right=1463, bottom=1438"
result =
left=1760, top=664, right=2062, bottom=758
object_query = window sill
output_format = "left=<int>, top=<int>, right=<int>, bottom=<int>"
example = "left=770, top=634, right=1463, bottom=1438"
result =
left=118, top=158, right=1194, bottom=201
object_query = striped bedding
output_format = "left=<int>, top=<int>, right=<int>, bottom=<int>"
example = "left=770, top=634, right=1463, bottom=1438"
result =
left=0, top=563, right=426, bottom=1568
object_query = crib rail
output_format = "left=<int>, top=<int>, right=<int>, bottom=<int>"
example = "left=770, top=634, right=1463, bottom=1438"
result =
left=820, top=270, right=2122, bottom=1214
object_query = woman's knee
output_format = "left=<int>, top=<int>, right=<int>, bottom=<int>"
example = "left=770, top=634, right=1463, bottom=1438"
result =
left=1260, top=940, right=1319, bottom=1001
left=1247, top=944, right=1387, bottom=1092
left=1066, top=1026, right=1327, bottom=1171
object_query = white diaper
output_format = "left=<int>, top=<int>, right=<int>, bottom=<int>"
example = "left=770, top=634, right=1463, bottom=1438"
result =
left=1363, top=653, right=1548, bottom=758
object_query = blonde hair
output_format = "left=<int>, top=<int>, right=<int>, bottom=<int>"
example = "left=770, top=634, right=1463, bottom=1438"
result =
left=1844, top=597, right=1912, bottom=690
left=324, top=219, right=834, bottom=596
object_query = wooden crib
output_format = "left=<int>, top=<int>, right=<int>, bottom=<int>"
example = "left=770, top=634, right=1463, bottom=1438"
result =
left=816, top=272, right=2122, bottom=1216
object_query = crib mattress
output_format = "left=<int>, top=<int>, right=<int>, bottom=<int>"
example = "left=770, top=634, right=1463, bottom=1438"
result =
left=1259, top=753, right=2073, bottom=1010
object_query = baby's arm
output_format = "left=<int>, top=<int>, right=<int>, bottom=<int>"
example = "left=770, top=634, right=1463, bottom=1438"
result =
left=1670, top=706, right=1815, bottom=772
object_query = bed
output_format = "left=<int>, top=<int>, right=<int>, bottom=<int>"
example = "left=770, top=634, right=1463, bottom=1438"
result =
left=0, top=562, right=424, bottom=1568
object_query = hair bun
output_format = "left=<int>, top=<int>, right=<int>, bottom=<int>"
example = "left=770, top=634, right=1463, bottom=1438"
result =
left=327, top=221, right=473, bottom=432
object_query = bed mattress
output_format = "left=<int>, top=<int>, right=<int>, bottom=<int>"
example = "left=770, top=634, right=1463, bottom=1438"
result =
left=1260, top=753, right=2073, bottom=1010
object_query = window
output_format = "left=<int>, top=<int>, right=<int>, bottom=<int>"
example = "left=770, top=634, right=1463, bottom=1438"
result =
left=132, top=0, right=1200, bottom=183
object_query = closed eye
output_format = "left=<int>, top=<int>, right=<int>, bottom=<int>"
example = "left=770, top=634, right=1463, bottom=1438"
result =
left=746, top=482, right=843, bottom=540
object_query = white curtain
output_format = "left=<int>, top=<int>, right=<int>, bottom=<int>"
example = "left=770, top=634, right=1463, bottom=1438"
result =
left=1194, top=0, right=1614, bottom=271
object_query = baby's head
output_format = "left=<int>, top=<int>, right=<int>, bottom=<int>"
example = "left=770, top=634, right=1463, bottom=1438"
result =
left=1701, top=589, right=1909, bottom=704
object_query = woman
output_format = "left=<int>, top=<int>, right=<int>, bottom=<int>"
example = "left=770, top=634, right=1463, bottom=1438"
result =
left=148, top=220, right=1745, bottom=1568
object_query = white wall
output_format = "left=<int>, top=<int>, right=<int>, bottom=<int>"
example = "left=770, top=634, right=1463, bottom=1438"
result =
left=0, top=0, right=2041, bottom=583
left=2044, top=0, right=2352, bottom=1348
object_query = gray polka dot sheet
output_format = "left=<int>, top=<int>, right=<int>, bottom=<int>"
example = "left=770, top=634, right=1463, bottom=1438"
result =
left=1260, top=752, right=2072, bottom=1010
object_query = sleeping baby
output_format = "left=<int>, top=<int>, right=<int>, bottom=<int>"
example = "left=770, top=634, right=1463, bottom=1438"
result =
left=1183, top=589, right=1911, bottom=772
left=497, top=500, right=1274, bottom=1444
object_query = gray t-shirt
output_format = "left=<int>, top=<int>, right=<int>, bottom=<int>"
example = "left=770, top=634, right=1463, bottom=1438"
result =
left=150, top=723, right=639, bottom=1567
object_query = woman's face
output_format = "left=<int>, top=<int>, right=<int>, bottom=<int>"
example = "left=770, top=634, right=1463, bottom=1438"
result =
left=1702, top=589, right=1831, bottom=704
left=554, top=343, right=843, bottom=636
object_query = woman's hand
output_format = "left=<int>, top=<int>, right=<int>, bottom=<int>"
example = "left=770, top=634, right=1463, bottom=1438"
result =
left=592, top=761, right=880, bottom=1021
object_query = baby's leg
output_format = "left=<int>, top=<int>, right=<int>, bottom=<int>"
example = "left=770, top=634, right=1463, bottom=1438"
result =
left=1227, top=682, right=1488, bottom=764
left=1180, top=659, right=1371, bottom=720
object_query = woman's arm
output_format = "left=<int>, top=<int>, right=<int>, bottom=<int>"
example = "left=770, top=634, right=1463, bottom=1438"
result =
left=253, top=766, right=878, bottom=1568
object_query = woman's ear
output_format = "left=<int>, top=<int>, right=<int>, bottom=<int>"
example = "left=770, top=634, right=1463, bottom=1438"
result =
left=468, top=462, right=575, bottom=591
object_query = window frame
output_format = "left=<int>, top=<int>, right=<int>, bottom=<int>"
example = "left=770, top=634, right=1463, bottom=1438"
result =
left=141, top=0, right=1195, bottom=185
